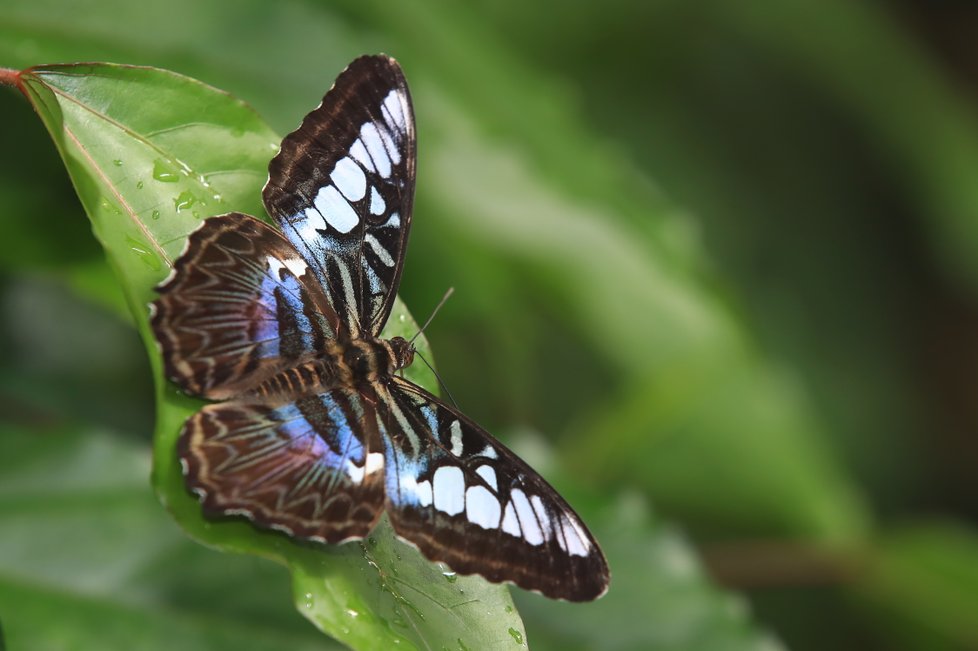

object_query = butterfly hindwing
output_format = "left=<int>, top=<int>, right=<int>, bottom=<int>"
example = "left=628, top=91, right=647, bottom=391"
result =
left=151, top=213, right=341, bottom=400
left=376, top=377, right=610, bottom=601
left=180, top=387, right=386, bottom=543
left=263, top=55, right=415, bottom=338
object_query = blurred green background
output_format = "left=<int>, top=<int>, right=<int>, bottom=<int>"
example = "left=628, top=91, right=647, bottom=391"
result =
left=2, top=1, right=978, bottom=649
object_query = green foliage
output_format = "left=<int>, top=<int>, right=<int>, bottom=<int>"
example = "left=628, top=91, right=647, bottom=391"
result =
left=0, top=427, right=340, bottom=651
left=853, top=524, right=978, bottom=650
left=1, top=1, right=977, bottom=650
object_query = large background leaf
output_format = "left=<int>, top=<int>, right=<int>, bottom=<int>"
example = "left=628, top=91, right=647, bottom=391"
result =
left=2, top=0, right=978, bottom=649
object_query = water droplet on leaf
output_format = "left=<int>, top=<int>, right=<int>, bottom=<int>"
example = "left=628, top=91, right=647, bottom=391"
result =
left=98, top=197, right=121, bottom=215
left=153, top=158, right=180, bottom=182
left=173, top=191, right=197, bottom=212
left=125, top=235, right=161, bottom=271
left=508, top=628, right=523, bottom=645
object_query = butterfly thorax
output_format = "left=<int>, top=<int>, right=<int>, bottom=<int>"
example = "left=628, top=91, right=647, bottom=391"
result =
left=340, top=335, right=414, bottom=383
left=247, top=336, right=414, bottom=401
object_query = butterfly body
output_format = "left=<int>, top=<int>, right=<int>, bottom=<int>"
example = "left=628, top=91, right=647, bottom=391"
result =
left=151, top=55, right=609, bottom=601
left=245, top=335, right=413, bottom=401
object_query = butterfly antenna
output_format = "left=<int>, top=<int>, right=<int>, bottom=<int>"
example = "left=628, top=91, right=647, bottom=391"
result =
left=409, top=287, right=455, bottom=345
left=414, top=350, right=461, bottom=409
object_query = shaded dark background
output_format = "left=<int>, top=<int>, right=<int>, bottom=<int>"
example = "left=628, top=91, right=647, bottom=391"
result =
left=1, top=1, right=978, bottom=649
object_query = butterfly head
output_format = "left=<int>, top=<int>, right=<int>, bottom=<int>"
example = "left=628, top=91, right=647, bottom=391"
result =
left=387, top=336, right=415, bottom=371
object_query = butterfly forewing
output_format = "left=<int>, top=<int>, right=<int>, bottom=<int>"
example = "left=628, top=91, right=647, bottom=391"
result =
left=151, top=213, right=340, bottom=400
left=181, top=388, right=386, bottom=543
left=263, top=55, right=415, bottom=338
left=375, top=377, right=610, bottom=601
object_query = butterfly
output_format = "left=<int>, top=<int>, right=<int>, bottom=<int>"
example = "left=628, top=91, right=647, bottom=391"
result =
left=150, top=54, right=609, bottom=601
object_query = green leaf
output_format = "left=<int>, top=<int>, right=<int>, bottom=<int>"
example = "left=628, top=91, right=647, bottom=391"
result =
left=565, top=359, right=868, bottom=539
left=16, top=62, right=523, bottom=650
left=517, top=490, right=784, bottom=651
left=0, top=427, right=338, bottom=651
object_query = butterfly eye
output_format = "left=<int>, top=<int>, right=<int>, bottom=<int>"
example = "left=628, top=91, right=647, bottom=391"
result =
left=387, top=336, right=414, bottom=369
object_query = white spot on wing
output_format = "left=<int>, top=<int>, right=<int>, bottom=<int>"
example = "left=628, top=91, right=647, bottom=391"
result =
left=365, top=452, right=384, bottom=475
left=300, top=206, right=327, bottom=242
left=475, top=465, right=498, bottom=491
left=284, top=256, right=308, bottom=278
left=360, top=122, right=391, bottom=178
left=269, top=254, right=308, bottom=279
left=345, top=459, right=366, bottom=483
left=416, top=479, right=433, bottom=507
left=479, top=445, right=498, bottom=460
left=313, top=185, right=359, bottom=234
left=465, top=485, right=501, bottom=530
left=349, top=138, right=375, bottom=172
left=449, top=420, right=463, bottom=456
left=501, top=501, right=520, bottom=536
left=383, top=90, right=407, bottom=133
left=378, top=124, right=400, bottom=165
left=331, top=156, right=366, bottom=202
left=365, top=234, right=394, bottom=267
left=511, top=489, right=544, bottom=545
left=400, top=473, right=433, bottom=507
left=369, top=186, right=386, bottom=216
left=562, top=516, right=591, bottom=557
left=433, top=466, right=465, bottom=515
left=530, top=494, right=552, bottom=541
left=266, top=256, right=285, bottom=276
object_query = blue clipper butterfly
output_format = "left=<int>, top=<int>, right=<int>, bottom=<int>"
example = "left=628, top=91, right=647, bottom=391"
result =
left=150, top=55, right=609, bottom=601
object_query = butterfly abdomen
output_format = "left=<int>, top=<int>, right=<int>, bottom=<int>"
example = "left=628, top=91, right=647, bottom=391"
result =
left=247, top=336, right=409, bottom=401
left=247, top=356, right=344, bottom=401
